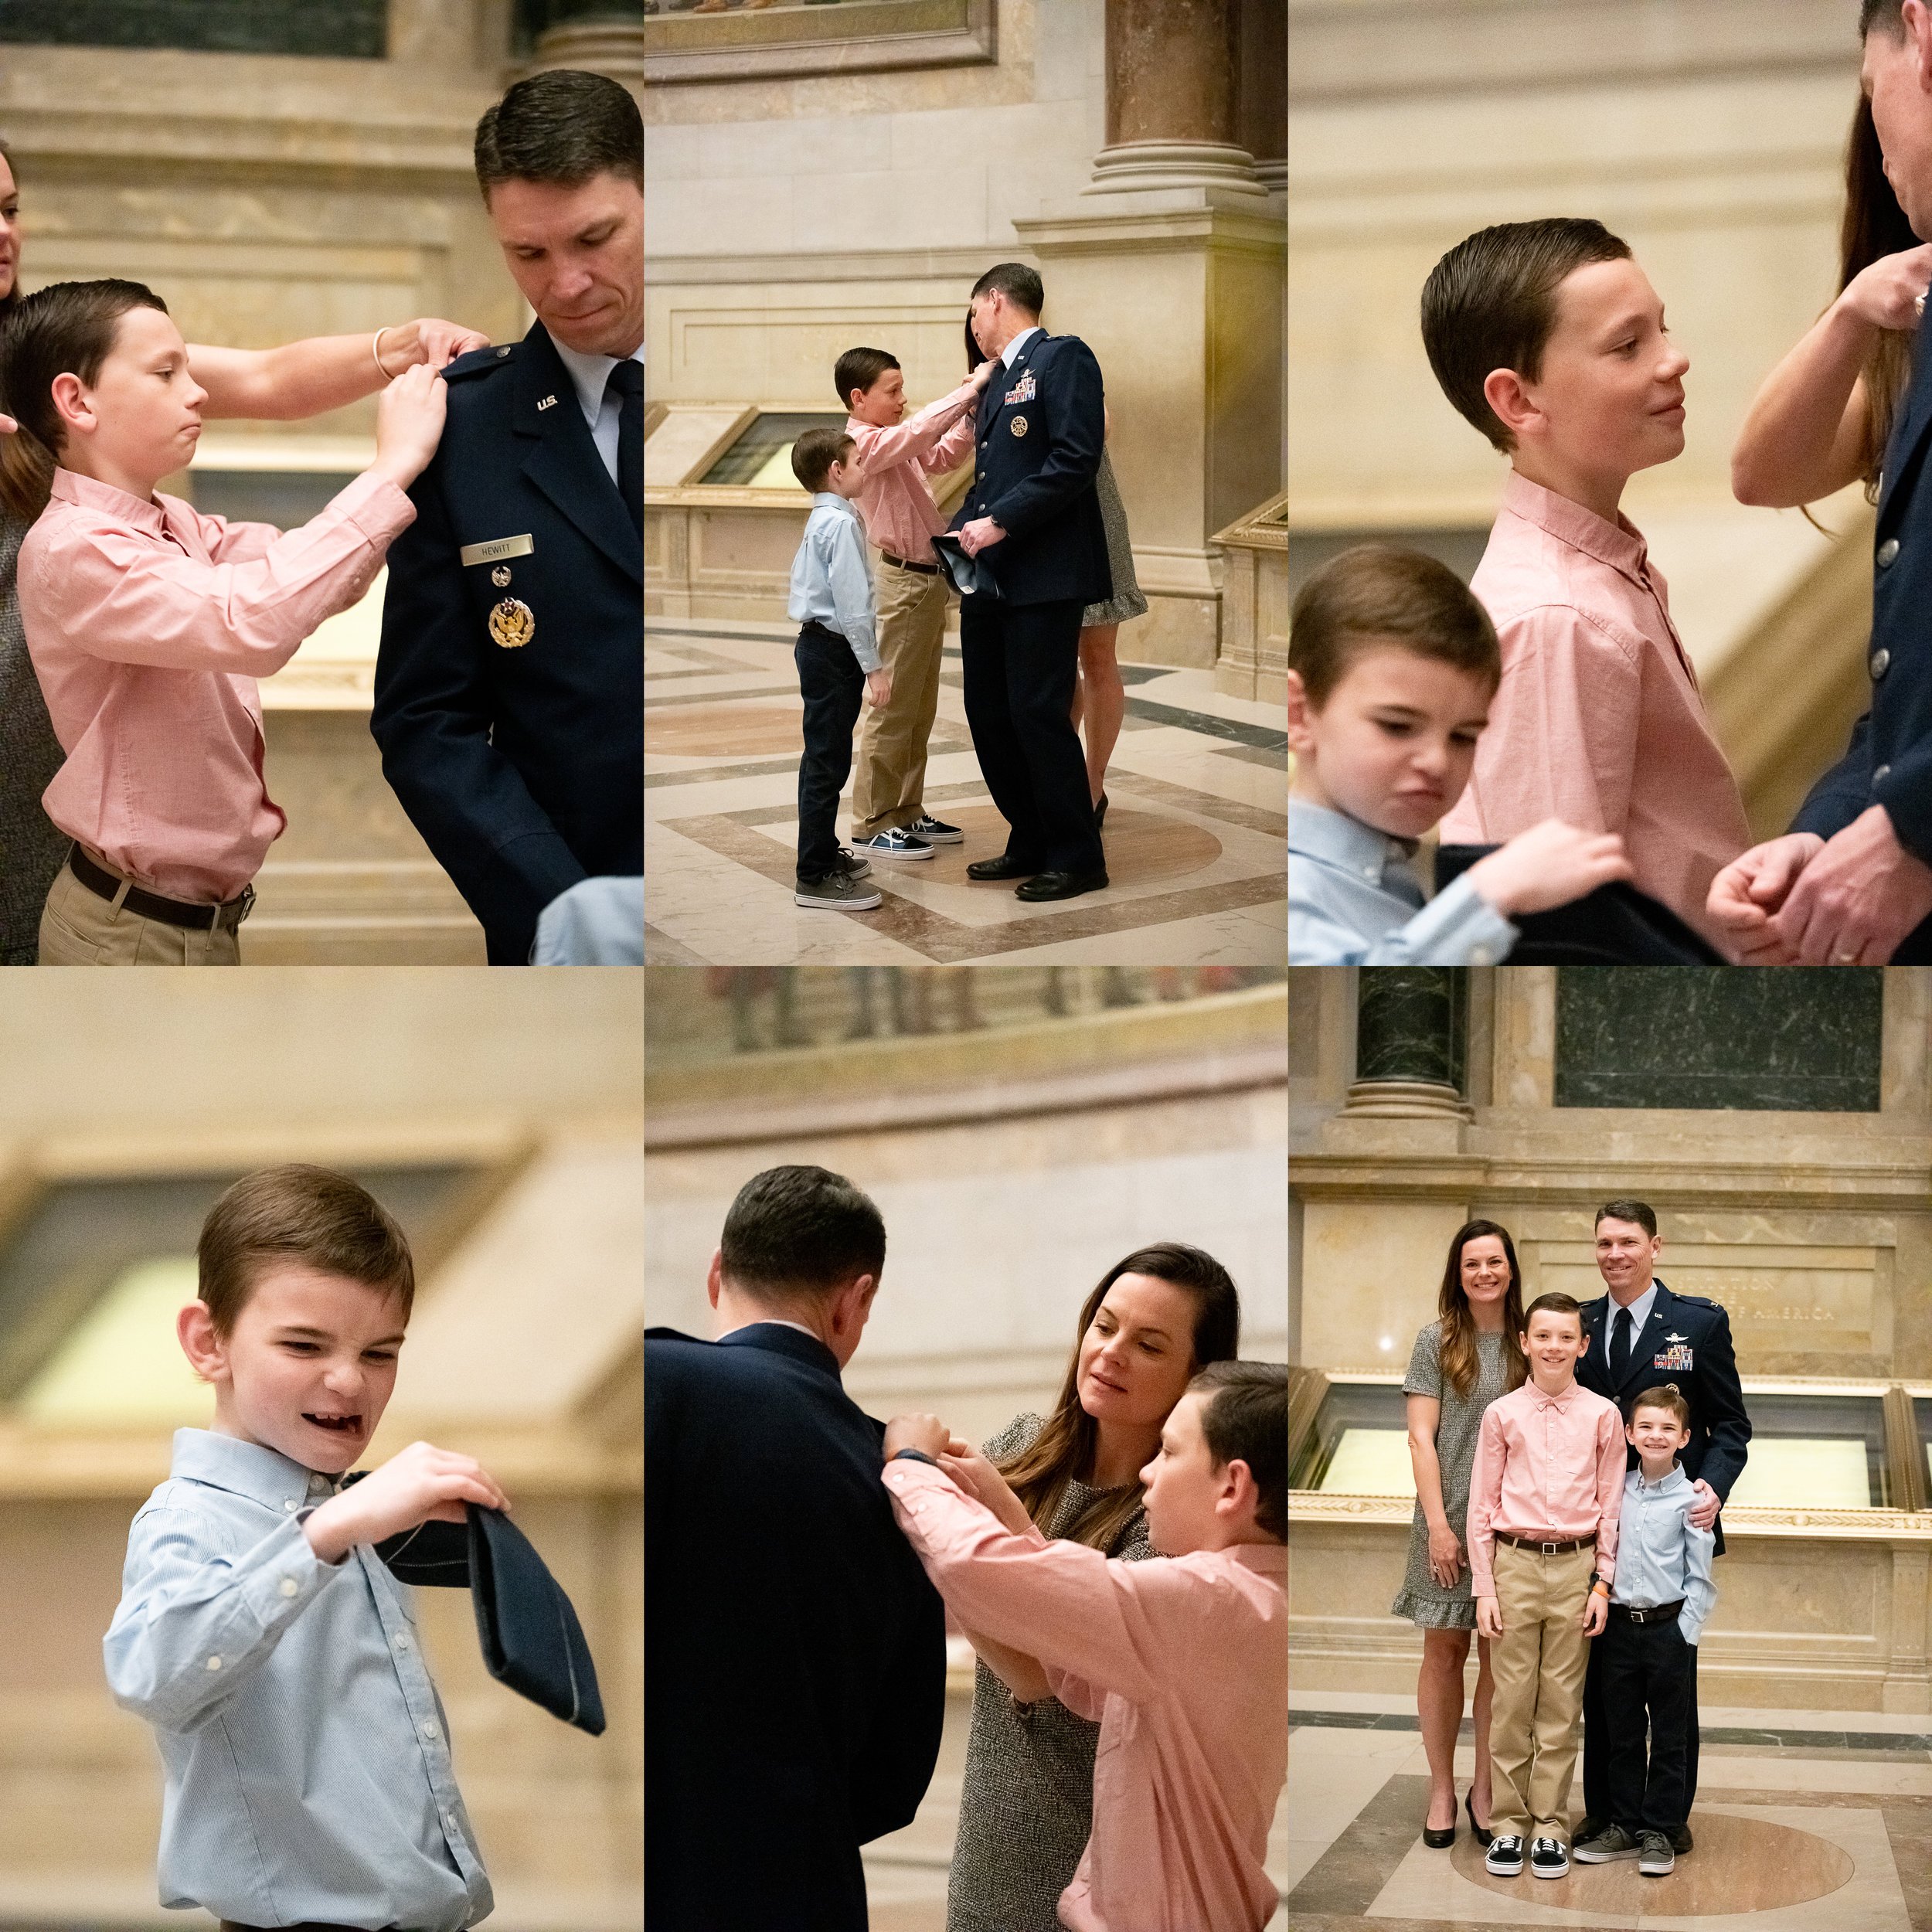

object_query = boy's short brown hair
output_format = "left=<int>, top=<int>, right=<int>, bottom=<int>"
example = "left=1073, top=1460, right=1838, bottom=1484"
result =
left=834, top=346, right=899, bottom=410
left=791, top=427, right=855, bottom=493
left=1189, top=1360, right=1287, bottom=1541
left=1290, top=544, right=1500, bottom=709
left=1420, top=217, right=1633, bottom=452
left=1629, top=1382, right=1692, bottom=1430
left=1521, top=1289, right=1583, bottom=1332
left=197, top=1165, right=414, bottom=1338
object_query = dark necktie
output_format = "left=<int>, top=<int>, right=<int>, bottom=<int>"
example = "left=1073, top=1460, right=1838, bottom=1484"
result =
left=1611, top=1305, right=1634, bottom=1386
left=607, top=359, right=642, bottom=538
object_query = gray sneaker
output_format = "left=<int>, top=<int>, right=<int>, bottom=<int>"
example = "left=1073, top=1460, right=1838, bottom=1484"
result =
left=1573, top=1823, right=1641, bottom=1863
left=1638, top=1830, right=1675, bottom=1877
left=794, top=870, right=883, bottom=910
left=832, top=848, right=872, bottom=879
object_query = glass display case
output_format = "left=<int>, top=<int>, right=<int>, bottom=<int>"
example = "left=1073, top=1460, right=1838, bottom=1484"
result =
left=1722, top=1386, right=1893, bottom=1509
left=1291, top=1375, right=1414, bottom=1497
left=699, top=412, right=849, bottom=488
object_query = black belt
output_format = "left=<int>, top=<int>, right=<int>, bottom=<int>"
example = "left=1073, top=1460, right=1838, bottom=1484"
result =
left=1610, top=1598, right=1684, bottom=1625
left=69, top=846, right=253, bottom=933
left=881, top=552, right=940, bottom=576
left=1495, top=1530, right=1597, bottom=1556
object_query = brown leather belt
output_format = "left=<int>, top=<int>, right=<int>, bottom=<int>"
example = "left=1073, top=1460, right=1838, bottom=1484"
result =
left=1495, top=1530, right=1597, bottom=1556
left=69, top=846, right=254, bottom=933
left=881, top=551, right=940, bottom=576
left=1610, top=1597, right=1684, bottom=1625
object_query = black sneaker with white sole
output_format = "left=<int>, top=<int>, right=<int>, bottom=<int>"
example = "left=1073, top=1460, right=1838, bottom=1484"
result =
left=1529, top=1837, right=1569, bottom=1878
left=794, top=871, right=883, bottom=910
left=904, top=812, right=963, bottom=844
left=851, top=826, right=934, bottom=861
left=1638, top=1830, right=1675, bottom=1876
left=1484, top=1835, right=1525, bottom=1876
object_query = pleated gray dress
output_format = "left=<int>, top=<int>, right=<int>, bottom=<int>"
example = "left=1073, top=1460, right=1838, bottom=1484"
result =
left=1390, top=1323, right=1512, bottom=1630
left=0, top=509, right=67, bottom=964
left=945, top=1411, right=1153, bottom=1932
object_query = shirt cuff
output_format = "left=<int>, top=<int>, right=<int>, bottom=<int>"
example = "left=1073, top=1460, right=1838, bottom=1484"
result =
left=240, top=1512, right=342, bottom=1631
left=1404, top=872, right=1519, bottom=965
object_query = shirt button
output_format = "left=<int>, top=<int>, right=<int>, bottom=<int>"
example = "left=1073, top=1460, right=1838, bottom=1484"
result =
left=206, top=1655, right=223, bottom=1672
left=283, top=1499, right=298, bottom=1512
left=279, top=1577, right=298, bottom=1599
left=393, top=1633, right=412, bottom=1652
left=421, top=1720, right=440, bottom=1742
left=1872, top=648, right=1891, bottom=679
left=1875, top=764, right=1892, bottom=787
left=1878, top=537, right=1900, bottom=566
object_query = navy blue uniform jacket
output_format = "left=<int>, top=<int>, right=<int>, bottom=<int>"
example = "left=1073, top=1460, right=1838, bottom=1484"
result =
left=644, top=1322, right=946, bottom=1932
left=372, top=320, right=642, bottom=964
left=952, top=329, right=1111, bottom=607
left=1577, top=1280, right=1752, bottom=1556
left=1794, top=295, right=1932, bottom=861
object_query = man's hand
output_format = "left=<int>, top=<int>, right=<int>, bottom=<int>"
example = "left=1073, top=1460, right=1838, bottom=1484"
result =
left=865, top=668, right=893, bottom=709
left=301, top=1440, right=509, bottom=1566
left=1706, top=832, right=1825, bottom=962
left=1766, top=804, right=1932, bottom=964
left=957, top=516, right=1007, bottom=556
left=1687, top=1478, right=1721, bottom=1532
left=1582, top=1587, right=1609, bottom=1637
left=884, top=1413, right=951, bottom=1461
left=1475, top=1594, right=1504, bottom=1639
left=938, top=1437, right=1036, bottom=1536
left=396, top=317, right=492, bottom=369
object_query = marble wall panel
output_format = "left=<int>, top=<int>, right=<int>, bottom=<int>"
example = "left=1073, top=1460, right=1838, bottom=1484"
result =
left=1298, top=1200, right=1472, bottom=1374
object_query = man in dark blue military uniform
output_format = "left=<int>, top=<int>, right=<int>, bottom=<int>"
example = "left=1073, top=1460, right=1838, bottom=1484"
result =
left=951, top=263, right=1111, bottom=900
left=373, top=70, right=641, bottom=964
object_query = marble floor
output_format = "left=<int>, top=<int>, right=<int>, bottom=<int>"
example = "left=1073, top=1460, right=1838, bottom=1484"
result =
left=1284, top=1689, right=1932, bottom=1931
left=645, top=620, right=1287, bottom=965
left=860, top=1675, right=1293, bottom=1928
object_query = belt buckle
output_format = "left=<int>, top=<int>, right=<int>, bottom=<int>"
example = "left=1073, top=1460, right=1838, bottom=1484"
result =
left=226, top=883, right=256, bottom=930
left=1540, top=1540, right=1560, bottom=1555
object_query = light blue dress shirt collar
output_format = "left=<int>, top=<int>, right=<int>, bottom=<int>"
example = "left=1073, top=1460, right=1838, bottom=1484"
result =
left=1002, top=325, right=1043, bottom=367
left=1604, top=1282, right=1661, bottom=1350
left=550, top=337, right=643, bottom=489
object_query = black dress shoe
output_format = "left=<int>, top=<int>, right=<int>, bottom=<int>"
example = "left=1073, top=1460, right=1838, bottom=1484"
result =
left=1465, top=1790, right=1493, bottom=1847
left=1421, top=1818, right=1456, bottom=1849
left=1572, top=1815, right=1609, bottom=1849
left=966, top=854, right=1039, bottom=881
left=1094, top=792, right=1109, bottom=831
left=1670, top=1824, right=1693, bottom=1855
left=1015, top=868, right=1108, bottom=902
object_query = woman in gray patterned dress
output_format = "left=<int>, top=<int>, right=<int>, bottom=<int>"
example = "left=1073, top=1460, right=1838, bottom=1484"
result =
left=1395, top=1219, right=1527, bottom=1849
left=1072, top=419, right=1148, bottom=828
left=940, top=1241, right=1241, bottom=1932
left=0, top=136, right=484, bottom=961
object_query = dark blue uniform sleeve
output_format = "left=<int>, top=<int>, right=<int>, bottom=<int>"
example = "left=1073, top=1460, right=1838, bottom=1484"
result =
left=372, top=443, right=589, bottom=957
left=849, top=1558, right=946, bottom=1843
left=983, top=339, right=1104, bottom=541
left=1693, top=1307, right=1751, bottom=1502
left=1790, top=711, right=1876, bottom=843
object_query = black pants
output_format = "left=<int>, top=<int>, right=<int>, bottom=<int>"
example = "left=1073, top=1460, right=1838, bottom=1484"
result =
left=959, top=593, right=1104, bottom=874
left=1590, top=1614, right=1697, bottom=1834
left=794, top=621, right=866, bottom=879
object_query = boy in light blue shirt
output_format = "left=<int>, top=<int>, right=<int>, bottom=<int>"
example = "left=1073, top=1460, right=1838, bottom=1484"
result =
left=1574, top=1382, right=1716, bottom=1879
left=786, top=426, right=892, bottom=913
left=104, top=1165, right=511, bottom=1932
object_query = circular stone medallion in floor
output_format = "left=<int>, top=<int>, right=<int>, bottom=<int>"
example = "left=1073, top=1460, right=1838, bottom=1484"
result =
left=1449, top=1811, right=1855, bottom=1916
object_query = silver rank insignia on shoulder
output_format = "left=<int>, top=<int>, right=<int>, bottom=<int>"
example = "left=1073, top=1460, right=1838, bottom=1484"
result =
left=490, top=597, right=535, bottom=648
left=492, top=564, right=512, bottom=587
left=1011, top=415, right=1028, bottom=437
left=537, top=394, right=558, bottom=411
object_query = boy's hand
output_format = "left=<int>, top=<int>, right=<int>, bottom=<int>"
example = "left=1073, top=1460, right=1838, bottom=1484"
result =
left=1475, top=1594, right=1503, bottom=1639
left=938, top=1437, right=1036, bottom=1537
left=1582, top=1587, right=1609, bottom=1637
left=1464, top=819, right=1631, bottom=917
left=866, top=668, right=893, bottom=709
left=884, top=1413, right=951, bottom=1461
left=301, top=1440, right=509, bottom=1566
left=371, top=361, right=449, bottom=490
left=1839, top=242, right=1932, bottom=333
left=968, top=359, right=996, bottom=393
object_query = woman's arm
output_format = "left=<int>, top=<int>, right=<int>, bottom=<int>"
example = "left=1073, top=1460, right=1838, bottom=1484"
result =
left=959, top=1622, right=1053, bottom=1702
left=189, top=317, right=489, bottom=423
left=1731, top=243, right=1932, bottom=506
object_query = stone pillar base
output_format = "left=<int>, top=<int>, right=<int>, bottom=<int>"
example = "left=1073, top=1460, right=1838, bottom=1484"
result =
left=1340, top=1079, right=1474, bottom=1121
left=1085, top=140, right=1268, bottom=197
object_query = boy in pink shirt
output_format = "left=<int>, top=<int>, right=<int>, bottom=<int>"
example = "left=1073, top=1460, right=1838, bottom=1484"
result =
left=836, top=345, right=992, bottom=861
left=1420, top=219, right=1751, bottom=949
left=882, top=1359, right=1286, bottom=1932
left=1468, top=1291, right=1625, bottom=1882
left=3, top=277, right=446, bottom=965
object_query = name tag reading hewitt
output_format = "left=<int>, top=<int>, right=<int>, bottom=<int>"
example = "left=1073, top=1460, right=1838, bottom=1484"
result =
left=461, top=534, right=535, bottom=567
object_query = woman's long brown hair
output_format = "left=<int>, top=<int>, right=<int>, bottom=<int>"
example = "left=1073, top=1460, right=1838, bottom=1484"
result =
left=1840, top=93, right=1920, bottom=499
left=998, top=1241, right=1240, bottom=1553
left=1435, top=1219, right=1528, bottom=1401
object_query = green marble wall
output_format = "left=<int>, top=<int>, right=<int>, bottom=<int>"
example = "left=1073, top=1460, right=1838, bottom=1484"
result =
left=1554, top=968, right=1883, bottom=1111
left=0, top=0, right=386, bottom=56
left=1355, top=968, right=1467, bottom=1091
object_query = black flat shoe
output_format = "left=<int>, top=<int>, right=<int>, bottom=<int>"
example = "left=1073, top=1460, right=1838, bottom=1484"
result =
left=1094, top=792, right=1109, bottom=830
left=1015, top=867, right=1109, bottom=903
left=967, top=854, right=1038, bottom=881
left=1466, top=1790, right=1493, bottom=1847
left=1422, top=1816, right=1456, bottom=1849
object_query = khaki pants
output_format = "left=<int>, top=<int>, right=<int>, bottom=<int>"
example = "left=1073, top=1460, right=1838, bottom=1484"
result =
left=850, top=556, right=950, bottom=838
left=1488, top=1539, right=1595, bottom=1843
left=37, top=859, right=241, bottom=966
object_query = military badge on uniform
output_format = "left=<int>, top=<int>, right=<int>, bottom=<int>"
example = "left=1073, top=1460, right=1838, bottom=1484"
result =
left=490, top=597, right=536, bottom=648
left=492, top=565, right=512, bottom=587
left=1011, top=416, right=1029, bottom=437
left=1652, top=1342, right=1694, bottom=1372
left=1002, top=372, right=1036, bottom=406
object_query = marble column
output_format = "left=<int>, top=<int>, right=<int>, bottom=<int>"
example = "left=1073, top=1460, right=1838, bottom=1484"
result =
left=1344, top=970, right=1471, bottom=1119
left=527, top=0, right=644, bottom=82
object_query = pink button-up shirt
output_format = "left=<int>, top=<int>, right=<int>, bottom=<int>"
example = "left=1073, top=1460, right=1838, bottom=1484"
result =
left=19, top=466, right=413, bottom=903
left=1440, top=471, right=1750, bottom=947
left=845, top=377, right=980, bottom=564
left=1466, top=1376, right=1626, bottom=1600
left=883, top=1459, right=1285, bottom=1932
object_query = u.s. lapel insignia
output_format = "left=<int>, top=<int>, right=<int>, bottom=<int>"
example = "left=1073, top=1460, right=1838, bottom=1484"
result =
left=489, top=597, right=536, bottom=648
left=536, top=393, right=559, bottom=411
left=1011, top=415, right=1029, bottom=437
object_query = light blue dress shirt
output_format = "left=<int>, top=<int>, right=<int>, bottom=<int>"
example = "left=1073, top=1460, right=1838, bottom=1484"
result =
left=1289, top=797, right=1517, bottom=965
left=786, top=493, right=881, bottom=672
left=104, top=1429, right=492, bottom=1932
left=551, top=338, right=645, bottom=489
left=1610, top=1462, right=1717, bottom=1644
